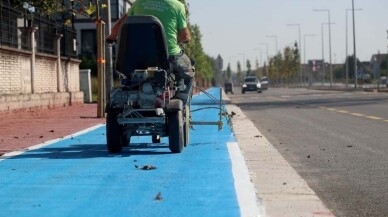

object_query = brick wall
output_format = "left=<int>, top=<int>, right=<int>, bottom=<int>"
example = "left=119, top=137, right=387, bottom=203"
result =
left=0, top=49, right=30, bottom=95
left=0, top=46, right=83, bottom=112
left=35, top=55, right=58, bottom=93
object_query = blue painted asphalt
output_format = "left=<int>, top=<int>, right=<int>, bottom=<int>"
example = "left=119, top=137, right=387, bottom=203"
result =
left=0, top=88, right=240, bottom=217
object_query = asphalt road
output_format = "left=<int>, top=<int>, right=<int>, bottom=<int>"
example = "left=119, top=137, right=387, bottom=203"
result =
left=228, top=87, right=388, bottom=217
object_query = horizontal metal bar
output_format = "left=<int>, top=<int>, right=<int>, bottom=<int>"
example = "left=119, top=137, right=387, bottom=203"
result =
left=118, top=117, right=165, bottom=125
left=190, top=121, right=221, bottom=126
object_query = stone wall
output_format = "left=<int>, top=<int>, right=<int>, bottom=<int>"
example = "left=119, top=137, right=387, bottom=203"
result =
left=0, top=46, right=83, bottom=112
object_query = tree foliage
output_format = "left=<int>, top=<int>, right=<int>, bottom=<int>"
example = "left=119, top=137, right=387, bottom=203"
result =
left=15, top=0, right=215, bottom=83
left=9, top=0, right=63, bottom=14
left=180, top=0, right=214, bottom=82
left=268, top=42, right=300, bottom=85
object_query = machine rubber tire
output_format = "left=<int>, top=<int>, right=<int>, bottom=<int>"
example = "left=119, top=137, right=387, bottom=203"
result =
left=106, top=109, right=123, bottom=153
left=183, top=105, right=190, bottom=147
left=152, top=135, right=161, bottom=143
left=168, top=110, right=184, bottom=153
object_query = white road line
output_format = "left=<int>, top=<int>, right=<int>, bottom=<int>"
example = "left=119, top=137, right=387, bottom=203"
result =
left=0, top=124, right=105, bottom=161
left=228, top=142, right=262, bottom=217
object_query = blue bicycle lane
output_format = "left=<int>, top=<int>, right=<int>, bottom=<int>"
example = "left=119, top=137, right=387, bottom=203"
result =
left=0, top=88, right=255, bottom=217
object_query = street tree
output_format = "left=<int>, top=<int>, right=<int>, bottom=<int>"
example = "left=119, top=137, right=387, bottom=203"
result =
left=226, top=63, right=232, bottom=82
left=236, top=61, right=242, bottom=83
left=246, top=59, right=251, bottom=76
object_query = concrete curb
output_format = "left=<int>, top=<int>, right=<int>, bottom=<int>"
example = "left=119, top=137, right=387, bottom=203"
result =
left=223, top=91, right=335, bottom=217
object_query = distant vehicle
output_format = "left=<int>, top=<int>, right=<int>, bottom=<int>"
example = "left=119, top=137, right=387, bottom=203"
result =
left=241, top=76, right=261, bottom=94
left=260, top=76, right=269, bottom=90
left=224, top=82, right=234, bottom=94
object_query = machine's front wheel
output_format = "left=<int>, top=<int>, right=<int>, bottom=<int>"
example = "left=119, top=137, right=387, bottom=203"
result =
left=168, top=111, right=184, bottom=153
left=106, top=109, right=123, bottom=153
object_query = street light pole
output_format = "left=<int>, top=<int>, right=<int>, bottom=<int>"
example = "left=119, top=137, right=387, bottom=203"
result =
left=314, top=9, right=333, bottom=87
left=259, top=42, right=269, bottom=77
left=287, top=24, right=302, bottom=86
left=321, top=23, right=326, bottom=86
left=266, top=35, right=278, bottom=83
left=346, top=8, right=362, bottom=88
left=352, top=0, right=358, bottom=88
left=304, top=34, right=315, bottom=87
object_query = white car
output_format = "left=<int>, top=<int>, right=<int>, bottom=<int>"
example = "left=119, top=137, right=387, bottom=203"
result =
left=241, top=76, right=261, bottom=94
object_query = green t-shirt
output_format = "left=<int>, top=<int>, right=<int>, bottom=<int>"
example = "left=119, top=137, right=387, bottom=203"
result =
left=128, top=0, right=187, bottom=56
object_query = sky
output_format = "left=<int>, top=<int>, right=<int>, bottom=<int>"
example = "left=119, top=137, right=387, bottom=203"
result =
left=187, top=0, right=388, bottom=71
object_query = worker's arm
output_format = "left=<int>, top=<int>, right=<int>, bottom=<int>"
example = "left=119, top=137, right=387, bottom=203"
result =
left=178, top=27, right=191, bottom=44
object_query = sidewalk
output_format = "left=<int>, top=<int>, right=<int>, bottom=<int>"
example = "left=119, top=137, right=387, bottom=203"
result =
left=0, top=104, right=104, bottom=156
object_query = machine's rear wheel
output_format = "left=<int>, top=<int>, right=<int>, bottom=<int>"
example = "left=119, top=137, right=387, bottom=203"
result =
left=168, top=111, right=184, bottom=153
left=183, top=105, right=190, bottom=147
left=152, top=135, right=161, bottom=143
left=121, top=135, right=130, bottom=147
left=106, top=109, right=123, bottom=153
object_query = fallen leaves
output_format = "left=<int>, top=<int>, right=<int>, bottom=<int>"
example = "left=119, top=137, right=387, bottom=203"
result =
left=135, top=165, right=157, bottom=170
left=154, top=192, right=163, bottom=201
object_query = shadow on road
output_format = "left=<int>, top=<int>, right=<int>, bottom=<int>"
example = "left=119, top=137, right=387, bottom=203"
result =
left=1, top=143, right=173, bottom=160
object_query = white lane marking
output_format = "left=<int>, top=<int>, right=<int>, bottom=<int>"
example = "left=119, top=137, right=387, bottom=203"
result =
left=0, top=124, right=105, bottom=161
left=228, top=142, right=261, bottom=217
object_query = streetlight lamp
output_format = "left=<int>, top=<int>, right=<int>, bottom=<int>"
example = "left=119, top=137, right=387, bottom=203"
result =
left=266, top=35, right=278, bottom=83
left=259, top=42, right=269, bottom=77
left=304, top=34, right=315, bottom=87
left=314, top=9, right=333, bottom=87
left=346, top=8, right=362, bottom=88
left=287, top=24, right=302, bottom=86
left=321, top=22, right=335, bottom=86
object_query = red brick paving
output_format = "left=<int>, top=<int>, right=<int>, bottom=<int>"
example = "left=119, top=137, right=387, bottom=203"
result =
left=0, top=104, right=105, bottom=155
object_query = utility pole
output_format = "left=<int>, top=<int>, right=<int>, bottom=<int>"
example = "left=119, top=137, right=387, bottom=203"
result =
left=267, top=35, right=279, bottom=84
left=102, top=0, right=113, bottom=103
left=304, top=34, right=315, bottom=87
left=314, top=9, right=333, bottom=87
left=287, top=24, right=302, bottom=87
left=346, top=7, right=362, bottom=88
left=96, top=3, right=106, bottom=118
left=352, top=0, right=358, bottom=88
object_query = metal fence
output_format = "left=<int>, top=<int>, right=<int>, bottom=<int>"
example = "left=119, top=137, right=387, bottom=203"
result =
left=0, top=1, right=77, bottom=58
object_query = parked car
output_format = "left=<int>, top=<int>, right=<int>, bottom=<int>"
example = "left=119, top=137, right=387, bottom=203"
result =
left=224, top=82, right=234, bottom=94
left=260, top=76, right=269, bottom=90
left=241, top=76, right=261, bottom=94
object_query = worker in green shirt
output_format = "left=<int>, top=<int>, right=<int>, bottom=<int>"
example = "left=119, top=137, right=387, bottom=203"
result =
left=107, top=0, right=195, bottom=100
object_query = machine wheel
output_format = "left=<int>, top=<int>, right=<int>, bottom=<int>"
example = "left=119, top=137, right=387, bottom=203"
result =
left=152, top=135, right=161, bottom=143
left=106, top=109, right=123, bottom=153
left=168, top=110, right=184, bottom=153
left=183, top=105, right=190, bottom=147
